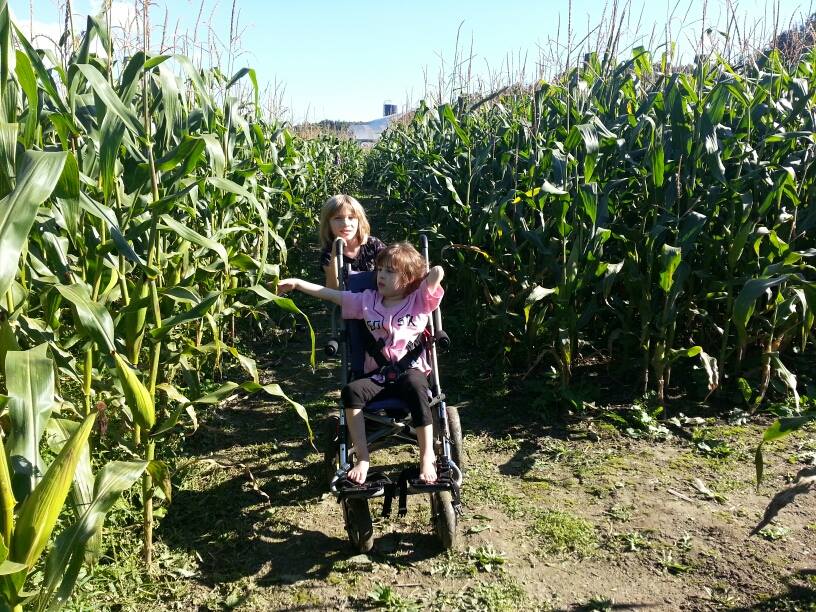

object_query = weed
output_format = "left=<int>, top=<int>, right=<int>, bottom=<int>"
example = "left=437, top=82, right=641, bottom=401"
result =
left=692, top=428, right=735, bottom=459
left=657, top=549, right=693, bottom=574
left=575, top=596, right=614, bottom=611
left=430, top=550, right=476, bottom=578
left=676, top=532, right=694, bottom=553
left=533, top=440, right=571, bottom=465
left=368, top=584, right=422, bottom=611
left=617, top=531, right=651, bottom=552
left=466, top=545, right=507, bottom=573
left=532, top=510, right=598, bottom=557
left=533, top=439, right=627, bottom=488
left=604, top=503, right=634, bottom=522
left=432, top=576, right=527, bottom=612
left=602, top=400, right=670, bottom=440
left=759, top=525, right=790, bottom=541
left=573, top=452, right=627, bottom=483
left=488, top=434, right=522, bottom=452
left=704, top=584, right=739, bottom=607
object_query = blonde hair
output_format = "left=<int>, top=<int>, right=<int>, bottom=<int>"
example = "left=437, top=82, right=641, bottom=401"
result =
left=375, top=242, right=427, bottom=295
left=318, top=195, right=371, bottom=249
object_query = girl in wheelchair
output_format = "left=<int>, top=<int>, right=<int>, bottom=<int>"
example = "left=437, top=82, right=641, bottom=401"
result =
left=277, top=241, right=444, bottom=486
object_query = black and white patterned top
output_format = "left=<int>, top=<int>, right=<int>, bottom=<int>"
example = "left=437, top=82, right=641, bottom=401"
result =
left=319, top=235, right=386, bottom=273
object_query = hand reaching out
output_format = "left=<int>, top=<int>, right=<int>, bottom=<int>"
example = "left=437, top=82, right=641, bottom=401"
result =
left=271, top=277, right=343, bottom=305
left=276, top=278, right=299, bottom=295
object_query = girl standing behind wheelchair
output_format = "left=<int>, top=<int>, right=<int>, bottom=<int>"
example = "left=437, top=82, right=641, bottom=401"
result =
left=318, top=194, right=385, bottom=289
left=277, top=242, right=444, bottom=486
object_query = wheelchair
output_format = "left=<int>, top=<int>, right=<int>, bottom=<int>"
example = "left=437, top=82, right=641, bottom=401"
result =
left=322, top=235, right=464, bottom=552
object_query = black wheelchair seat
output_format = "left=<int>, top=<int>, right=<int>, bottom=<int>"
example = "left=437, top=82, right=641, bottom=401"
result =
left=363, top=398, right=411, bottom=418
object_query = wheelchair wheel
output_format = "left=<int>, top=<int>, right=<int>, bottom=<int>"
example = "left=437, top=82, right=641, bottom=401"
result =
left=322, top=416, right=340, bottom=488
left=433, top=405, right=465, bottom=472
left=446, top=405, right=465, bottom=472
left=430, top=491, right=457, bottom=550
left=342, top=497, right=374, bottom=553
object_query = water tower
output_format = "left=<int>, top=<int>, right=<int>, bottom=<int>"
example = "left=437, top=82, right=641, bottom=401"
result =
left=383, top=100, right=397, bottom=117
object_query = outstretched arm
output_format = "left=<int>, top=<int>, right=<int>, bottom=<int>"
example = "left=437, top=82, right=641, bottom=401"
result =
left=426, top=265, right=444, bottom=293
left=277, top=278, right=344, bottom=306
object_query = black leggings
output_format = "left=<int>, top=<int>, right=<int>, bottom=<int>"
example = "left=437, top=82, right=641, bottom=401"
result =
left=341, top=369, right=432, bottom=427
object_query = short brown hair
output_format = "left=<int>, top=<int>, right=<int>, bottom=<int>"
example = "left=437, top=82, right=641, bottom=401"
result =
left=375, top=242, right=427, bottom=295
left=318, top=195, right=371, bottom=249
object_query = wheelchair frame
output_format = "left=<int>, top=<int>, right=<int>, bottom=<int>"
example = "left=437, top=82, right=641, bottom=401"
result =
left=325, top=234, right=463, bottom=552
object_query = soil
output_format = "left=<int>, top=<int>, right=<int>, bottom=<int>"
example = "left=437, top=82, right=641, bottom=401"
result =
left=147, top=198, right=816, bottom=611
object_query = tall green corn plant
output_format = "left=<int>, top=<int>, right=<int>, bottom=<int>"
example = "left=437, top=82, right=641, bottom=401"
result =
left=0, top=342, right=147, bottom=612
left=368, top=46, right=814, bottom=410
left=2, top=2, right=320, bottom=576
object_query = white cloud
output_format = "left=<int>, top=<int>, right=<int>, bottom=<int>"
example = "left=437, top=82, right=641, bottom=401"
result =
left=8, top=6, right=62, bottom=52
left=8, top=2, right=141, bottom=57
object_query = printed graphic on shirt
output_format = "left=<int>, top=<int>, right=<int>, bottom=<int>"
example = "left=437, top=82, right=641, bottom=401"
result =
left=365, top=313, right=421, bottom=333
left=396, top=314, right=417, bottom=327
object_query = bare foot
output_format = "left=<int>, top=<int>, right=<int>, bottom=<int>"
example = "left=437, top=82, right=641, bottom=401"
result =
left=419, top=455, right=437, bottom=483
left=347, top=460, right=369, bottom=484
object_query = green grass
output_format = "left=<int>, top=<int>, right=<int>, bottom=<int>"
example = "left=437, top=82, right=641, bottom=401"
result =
left=463, top=461, right=526, bottom=518
left=532, top=510, right=598, bottom=558
left=432, top=576, right=528, bottom=612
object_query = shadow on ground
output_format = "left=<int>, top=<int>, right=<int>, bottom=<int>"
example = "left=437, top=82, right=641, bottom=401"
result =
left=726, top=569, right=816, bottom=611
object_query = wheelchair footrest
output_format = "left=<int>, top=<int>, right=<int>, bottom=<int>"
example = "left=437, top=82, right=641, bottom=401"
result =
left=380, top=466, right=462, bottom=518
left=333, top=472, right=392, bottom=500
left=407, top=479, right=454, bottom=494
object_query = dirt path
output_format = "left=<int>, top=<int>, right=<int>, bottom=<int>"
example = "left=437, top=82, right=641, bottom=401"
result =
left=155, top=196, right=816, bottom=611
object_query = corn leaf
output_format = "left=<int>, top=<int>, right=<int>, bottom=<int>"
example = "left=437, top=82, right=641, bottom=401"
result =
left=5, top=343, right=54, bottom=499
left=44, top=419, right=98, bottom=563
left=37, top=460, right=146, bottom=612
left=0, top=150, right=67, bottom=297
left=55, top=283, right=116, bottom=354
left=159, top=215, right=228, bottom=267
left=733, top=276, right=788, bottom=350
left=75, top=64, right=144, bottom=137
left=11, top=412, right=96, bottom=570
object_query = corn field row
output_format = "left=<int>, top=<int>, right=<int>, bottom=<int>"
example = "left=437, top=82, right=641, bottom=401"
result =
left=3, top=0, right=816, bottom=606
left=367, top=47, right=816, bottom=412
left=0, top=0, right=365, bottom=607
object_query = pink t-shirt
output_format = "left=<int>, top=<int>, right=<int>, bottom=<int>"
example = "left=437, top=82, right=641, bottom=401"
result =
left=341, top=277, right=444, bottom=375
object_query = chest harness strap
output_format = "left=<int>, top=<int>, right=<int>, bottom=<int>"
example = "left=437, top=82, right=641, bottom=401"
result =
left=361, top=325, right=431, bottom=383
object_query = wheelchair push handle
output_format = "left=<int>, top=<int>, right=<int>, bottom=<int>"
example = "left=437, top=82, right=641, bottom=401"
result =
left=434, top=328, right=451, bottom=350
left=333, top=237, right=347, bottom=286
left=433, top=308, right=451, bottom=349
left=421, top=233, right=451, bottom=350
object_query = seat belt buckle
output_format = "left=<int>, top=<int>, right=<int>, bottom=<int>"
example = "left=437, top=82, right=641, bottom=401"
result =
left=381, top=364, right=401, bottom=385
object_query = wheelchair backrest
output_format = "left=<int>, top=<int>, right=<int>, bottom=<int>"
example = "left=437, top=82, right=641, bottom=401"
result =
left=344, top=270, right=376, bottom=380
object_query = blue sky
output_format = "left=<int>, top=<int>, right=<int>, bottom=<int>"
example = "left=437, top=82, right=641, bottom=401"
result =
left=11, top=0, right=808, bottom=123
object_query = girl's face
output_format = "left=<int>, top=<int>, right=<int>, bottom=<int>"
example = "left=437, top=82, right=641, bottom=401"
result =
left=329, top=207, right=359, bottom=245
left=377, top=265, right=404, bottom=299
